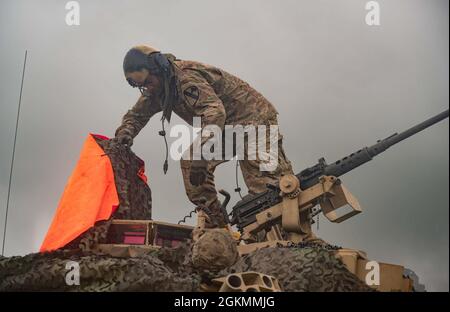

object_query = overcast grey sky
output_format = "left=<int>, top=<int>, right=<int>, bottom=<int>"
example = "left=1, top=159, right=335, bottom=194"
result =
left=0, top=0, right=448, bottom=291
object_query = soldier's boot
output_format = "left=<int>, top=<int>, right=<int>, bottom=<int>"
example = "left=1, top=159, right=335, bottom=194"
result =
left=204, top=199, right=226, bottom=229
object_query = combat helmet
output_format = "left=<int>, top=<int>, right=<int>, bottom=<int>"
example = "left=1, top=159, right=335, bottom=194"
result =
left=122, top=45, right=178, bottom=123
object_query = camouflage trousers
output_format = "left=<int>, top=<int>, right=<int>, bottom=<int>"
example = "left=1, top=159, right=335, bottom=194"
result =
left=180, top=115, right=293, bottom=223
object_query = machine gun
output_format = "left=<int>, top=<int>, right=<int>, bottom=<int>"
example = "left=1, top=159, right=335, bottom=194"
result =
left=230, top=110, right=449, bottom=244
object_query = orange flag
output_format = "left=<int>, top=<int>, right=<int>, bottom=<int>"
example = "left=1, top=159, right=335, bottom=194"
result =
left=40, top=134, right=119, bottom=252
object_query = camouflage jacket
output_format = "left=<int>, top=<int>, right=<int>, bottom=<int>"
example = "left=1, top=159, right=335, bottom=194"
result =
left=115, top=56, right=279, bottom=138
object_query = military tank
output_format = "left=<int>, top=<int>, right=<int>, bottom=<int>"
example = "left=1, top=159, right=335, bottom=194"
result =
left=0, top=110, right=447, bottom=292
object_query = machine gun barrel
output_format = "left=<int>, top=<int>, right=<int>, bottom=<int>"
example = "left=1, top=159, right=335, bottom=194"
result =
left=368, top=109, right=449, bottom=154
left=298, top=109, right=449, bottom=189
left=231, top=110, right=449, bottom=229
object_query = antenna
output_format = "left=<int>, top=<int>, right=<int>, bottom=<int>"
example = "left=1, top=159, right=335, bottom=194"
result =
left=2, top=50, right=28, bottom=256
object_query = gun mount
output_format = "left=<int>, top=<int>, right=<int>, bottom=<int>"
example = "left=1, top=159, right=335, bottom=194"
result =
left=230, top=110, right=449, bottom=242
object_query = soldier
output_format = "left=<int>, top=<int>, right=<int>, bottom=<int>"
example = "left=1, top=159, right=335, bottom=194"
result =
left=115, top=45, right=294, bottom=228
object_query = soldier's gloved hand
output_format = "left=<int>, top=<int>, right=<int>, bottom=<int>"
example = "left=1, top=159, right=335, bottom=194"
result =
left=115, top=134, right=134, bottom=147
left=189, top=160, right=208, bottom=186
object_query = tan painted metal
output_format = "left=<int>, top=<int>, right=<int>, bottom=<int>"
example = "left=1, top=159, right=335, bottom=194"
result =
left=92, top=219, right=194, bottom=257
left=94, top=243, right=158, bottom=257
left=319, top=179, right=362, bottom=223
left=211, top=271, right=282, bottom=292
left=334, top=248, right=414, bottom=292
left=237, top=240, right=290, bottom=256
left=241, top=175, right=361, bottom=243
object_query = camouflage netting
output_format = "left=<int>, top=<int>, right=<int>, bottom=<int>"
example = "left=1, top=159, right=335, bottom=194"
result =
left=0, top=242, right=372, bottom=292
left=0, top=248, right=198, bottom=292
left=217, top=245, right=373, bottom=291
left=96, top=137, right=152, bottom=221
left=64, top=137, right=153, bottom=251
left=0, top=138, right=372, bottom=292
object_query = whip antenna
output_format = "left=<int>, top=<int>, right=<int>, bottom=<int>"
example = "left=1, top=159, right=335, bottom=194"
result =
left=2, top=50, right=28, bottom=256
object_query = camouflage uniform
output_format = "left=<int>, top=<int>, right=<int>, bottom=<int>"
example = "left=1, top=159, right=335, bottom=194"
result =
left=116, top=55, right=293, bottom=223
